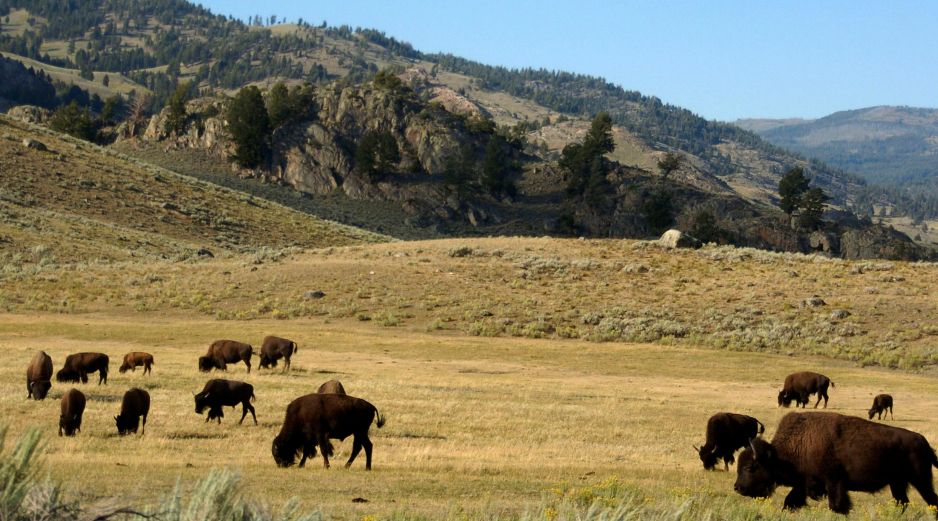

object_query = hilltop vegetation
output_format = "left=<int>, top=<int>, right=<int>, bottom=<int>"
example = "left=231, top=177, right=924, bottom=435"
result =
left=0, top=114, right=386, bottom=267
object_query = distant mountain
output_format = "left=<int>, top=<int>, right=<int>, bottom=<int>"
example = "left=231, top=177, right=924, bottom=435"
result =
left=737, top=106, right=938, bottom=186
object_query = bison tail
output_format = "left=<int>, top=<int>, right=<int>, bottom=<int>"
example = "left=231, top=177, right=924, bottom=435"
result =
left=830, top=380, right=835, bottom=388
left=292, top=341, right=297, bottom=354
left=374, top=407, right=386, bottom=429
left=251, top=392, right=256, bottom=403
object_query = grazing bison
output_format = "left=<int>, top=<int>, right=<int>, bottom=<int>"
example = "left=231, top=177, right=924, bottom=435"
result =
left=26, top=351, right=53, bottom=400
left=115, top=388, right=150, bottom=435
left=869, top=394, right=894, bottom=420
left=271, top=393, right=385, bottom=470
left=119, top=352, right=154, bottom=375
left=56, top=352, right=109, bottom=385
left=259, top=336, right=298, bottom=372
left=694, top=413, right=764, bottom=471
left=777, top=371, right=833, bottom=408
left=194, top=379, right=257, bottom=425
left=734, top=412, right=938, bottom=515
left=59, top=389, right=86, bottom=436
left=317, top=379, right=346, bottom=395
left=199, top=340, right=252, bottom=373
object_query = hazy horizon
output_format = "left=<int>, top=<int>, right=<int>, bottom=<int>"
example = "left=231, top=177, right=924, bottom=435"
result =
left=198, top=0, right=938, bottom=122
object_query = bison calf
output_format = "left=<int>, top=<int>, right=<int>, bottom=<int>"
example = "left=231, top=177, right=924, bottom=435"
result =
left=695, top=413, right=764, bottom=471
left=59, top=389, right=86, bottom=436
left=734, top=411, right=938, bottom=515
left=56, top=352, right=109, bottom=385
left=194, top=379, right=257, bottom=425
left=777, top=371, right=833, bottom=408
left=869, top=394, right=894, bottom=420
left=259, top=336, right=298, bottom=372
left=26, top=351, right=53, bottom=400
left=199, top=340, right=252, bottom=373
left=115, top=388, right=150, bottom=435
left=317, top=379, right=346, bottom=395
left=119, top=352, right=154, bottom=375
left=272, top=393, right=385, bottom=470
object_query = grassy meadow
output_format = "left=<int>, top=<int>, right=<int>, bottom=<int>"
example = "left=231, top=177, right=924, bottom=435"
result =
left=3, top=237, right=938, bottom=519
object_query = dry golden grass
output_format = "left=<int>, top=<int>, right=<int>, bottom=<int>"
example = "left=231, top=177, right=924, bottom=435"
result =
left=0, top=116, right=388, bottom=265
left=2, top=311, right=938, bottom=520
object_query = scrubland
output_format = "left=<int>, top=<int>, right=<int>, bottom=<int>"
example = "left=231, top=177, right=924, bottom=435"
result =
left=3, top=236, right=938, bottom=519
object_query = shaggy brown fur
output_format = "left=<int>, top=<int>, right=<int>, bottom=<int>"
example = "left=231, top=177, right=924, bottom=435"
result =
left=259, top=336, right=298, bottom=372
left=316, top=380, right=346, bottom=395
left=26, top=351, right=53, bottom=400
left=777, top=371, right=833, bottom=408
left=199, top=340, right=252, bottom=373
left=115, top=388, right=150, bottom=435
left=56, top=352, right=109, bottom=385
left=695, top=413, right=764, bottom=471
left=735, top=412, right=938, bottom=515
left=59, top=389, right=86, bottom=436
left=194, top=379, right=256, bottom=425
left=271, top=393, right=385, bottom=470
left=869, top=394, right=894, bottom=420
left=119, top=352, right=154, bottom=375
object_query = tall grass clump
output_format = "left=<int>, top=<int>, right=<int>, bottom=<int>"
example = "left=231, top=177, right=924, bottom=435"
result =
left=0, top=426, right=76, bottom=521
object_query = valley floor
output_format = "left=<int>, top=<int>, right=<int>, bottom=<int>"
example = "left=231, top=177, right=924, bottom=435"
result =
left=2, top=313, right=938, bottom=519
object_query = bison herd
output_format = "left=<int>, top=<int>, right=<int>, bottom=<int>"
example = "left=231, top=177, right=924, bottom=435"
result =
left=21, top=335, right=386, bottom=471
left=696, top=370, right=936, bottom=515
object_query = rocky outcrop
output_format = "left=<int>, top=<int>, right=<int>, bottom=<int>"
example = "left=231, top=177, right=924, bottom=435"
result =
left=6, top=105, right=51, bottom=125
left=658, top=229, right=700, bottom=249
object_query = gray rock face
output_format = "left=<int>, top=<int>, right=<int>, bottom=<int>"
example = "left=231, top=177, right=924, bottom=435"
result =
left=658, top=229, right=701, bottom=249
left=830, top=309, right=851, bottom=320
left=802, top=296, right=827, bottom=308
left=7, top=105, right=51, bottom=124
left=22, top=138, right=47, bottom=151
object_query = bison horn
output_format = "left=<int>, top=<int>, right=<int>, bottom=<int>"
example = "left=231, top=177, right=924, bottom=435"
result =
left=749, top=438, right=758, bottom=459
left=692, top=444, right=700, bottom=452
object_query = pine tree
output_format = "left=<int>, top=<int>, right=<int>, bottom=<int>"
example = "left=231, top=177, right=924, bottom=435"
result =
left=49, top=101, right=96, bottom=141
left=779, top=166, right=810, bottom=215
left=266, top=82, right=291, bottom=128
left=798, top=187, right=830, bottom=230
left=480, top=135, right=516, bottom=197
left=355, top=131, right=400, bottom=181
left=227, top=86, right=271, bottom=169
left=657, top=152, right=681, bottom=179
left=163, top=81, right=191, bottom=136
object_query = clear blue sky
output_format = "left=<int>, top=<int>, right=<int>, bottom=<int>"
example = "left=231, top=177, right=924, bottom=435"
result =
left=198, top=1, right=938, bottom=121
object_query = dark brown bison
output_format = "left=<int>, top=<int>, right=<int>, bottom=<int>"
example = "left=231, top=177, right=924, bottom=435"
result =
left=869, top=394, right=894, bottom=420
left=194, top=379, right=256, bottom=425
left=694, top=413, right=764, bottom=471
left=115, top=388, right=150, bottom=435
left=26, top=351, right=53, bottom=400
left=317, top=379, right=346, bottom=395
left=734, top=412, right=938, bottom=515
left=271, top=393, right=385, bottom=470
left=259, top=336, right=297, bottom=371
left=119, top=352, right=154, bottom=375
left=199, top=340, right=252, bottom=373
left=777, top=371, right=833, bottom=408
left=59, top=389, right=86, bottom=437
left=56, top=352, right=109, bottom=385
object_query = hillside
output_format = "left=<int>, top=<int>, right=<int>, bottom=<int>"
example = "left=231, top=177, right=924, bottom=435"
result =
left=0, top=0, right=867, bottom=211
left=737, top=106, right=938, bottom=186
left=0, top=114, right=387, bottom=267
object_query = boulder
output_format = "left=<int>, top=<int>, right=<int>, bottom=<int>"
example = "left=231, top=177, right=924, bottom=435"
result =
left=22, top=138, right=47, bottom=151
left=830, top=309, right=851, bottom=320
left=658, top=229, right=700, bottom=249
left=304, top=290, right=326, bottom=300
left=802, top=296, right=827, bottom=308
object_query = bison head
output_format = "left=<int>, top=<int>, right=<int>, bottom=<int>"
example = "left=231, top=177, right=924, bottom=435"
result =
left=114, top=414, right=138, bottom=435
left=60, top=414, right=80, bottom=436
left=258, top=354, right=273, bottom=369
left=194, top=392, right=209, bottom=414
left=272, top=434, right=297, bottom=467
left=868, top=408, right=877, bottom=420
left=777, top=390, right=794, bottom=408
left=30, top=380, right=52, bottom=400
left=734, top=438, right=778, bottom=499
left=198, top=356, right=214, bottom=373
left=118, top=363, right=131, bottom=374
left=695, top=445, right=720, bottom=471
left=56, top=369, right=80, bottom=383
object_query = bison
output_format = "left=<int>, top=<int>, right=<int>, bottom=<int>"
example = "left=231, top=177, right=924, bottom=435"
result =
left=734, top=411, right=938, bottom=515
left=317, top=379, right=346, bottom=395
left=271, top=393, right=385, bottom=470
left=694, top=412, right=764, bottom=471
left=259, top=336, right=298, bottom=372
left=115, top=388, right=150, bottom=435
left=26, top=351, right=53, bottom=400
left=777, top=371, right=833, bottom=408
left=56, top=352, right=109, bottom=385
left=869, top=394, right=894, bottom=420
left=194, top=379, right=257, bottom=425
left=119, top=352, right=154, bottom=375
left=199, top=340, right=252, bottom=373
left=59, top=389, right=86, bottom=437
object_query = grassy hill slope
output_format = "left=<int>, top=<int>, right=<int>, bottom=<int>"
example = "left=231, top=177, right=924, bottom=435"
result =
left=0, top=114, right=387, bottom=268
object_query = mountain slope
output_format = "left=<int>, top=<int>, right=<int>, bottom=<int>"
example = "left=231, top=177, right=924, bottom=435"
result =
left=0, top=114, right=387, bottom=266
left=737, top=106, right=938, bottom=186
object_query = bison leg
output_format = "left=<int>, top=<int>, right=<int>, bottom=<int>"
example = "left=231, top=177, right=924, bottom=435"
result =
left=362, top=435, right=374, bottom=470
left=827, top=480, right=852, bottom=515
left=244, top=358, right=251, bottom=373
left=140, top=414, right=147, bottom=435
left=317, top=436, right=331, bottom=469
left=299, top=443, right=316, bottom=468
left=890, top=481, right=910, bottom=508
left=783, top=486, right=807, bottom=511
left=346, top=437, right=363, bottom=469
left=239, top=402, right=257, bottom=425
left=282, top=357, right=290, bottom=373
left=911, top=473, right=938, bottom=513
left=889, top=406, right=894, bottom=420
